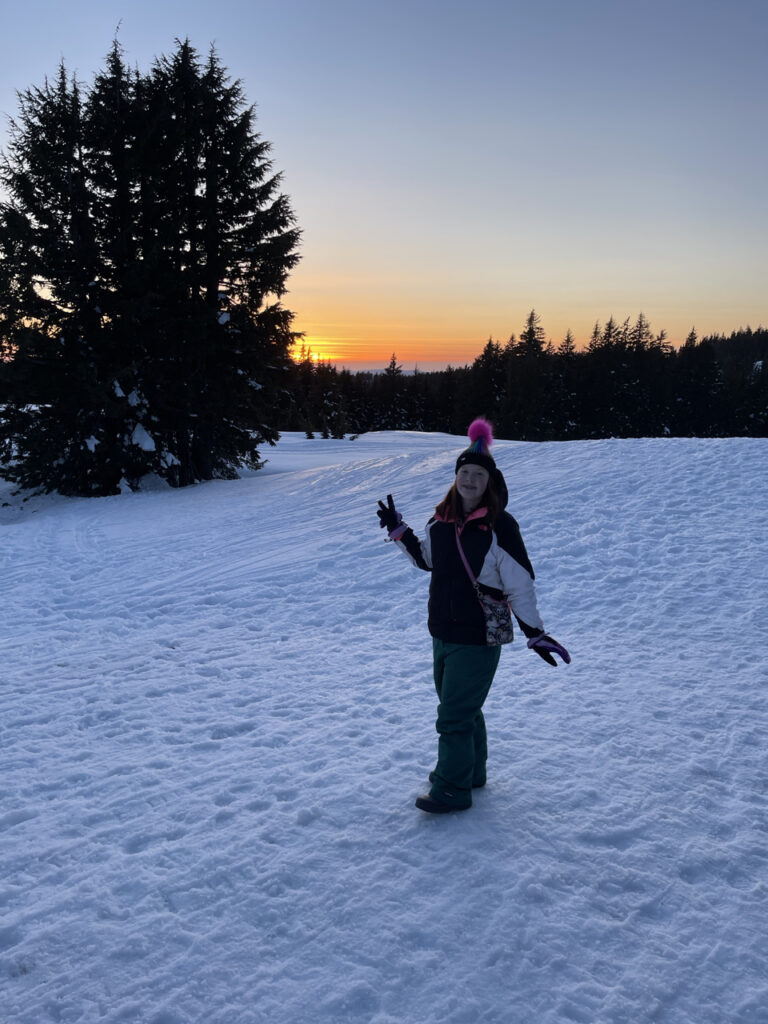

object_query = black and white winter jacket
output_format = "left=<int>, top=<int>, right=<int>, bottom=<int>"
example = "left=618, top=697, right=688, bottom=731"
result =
left=394, top=506, right=545, bottom=646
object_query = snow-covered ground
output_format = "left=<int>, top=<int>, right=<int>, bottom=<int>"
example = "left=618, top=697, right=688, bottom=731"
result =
left=2, top=431, right=767, bottom=1024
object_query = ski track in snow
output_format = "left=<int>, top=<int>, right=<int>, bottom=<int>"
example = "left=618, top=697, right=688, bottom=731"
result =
left=1, top=432, right=767, bottom=1024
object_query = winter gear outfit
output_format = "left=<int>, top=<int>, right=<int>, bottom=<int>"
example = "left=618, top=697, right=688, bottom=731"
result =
left=395, top=506, right=544, bottom=647
left=394, top=508, right=543, bottom=810
left=378, top=419, right=570, bottom=814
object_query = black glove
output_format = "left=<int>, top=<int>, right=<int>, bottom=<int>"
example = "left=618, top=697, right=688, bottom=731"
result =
left=376, top=494, right=403, bottom=532
left=527, top=634, right=571, bottom=667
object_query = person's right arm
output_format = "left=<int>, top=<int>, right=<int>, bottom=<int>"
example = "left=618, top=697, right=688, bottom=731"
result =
left=376, top=494, right=432, bottom=571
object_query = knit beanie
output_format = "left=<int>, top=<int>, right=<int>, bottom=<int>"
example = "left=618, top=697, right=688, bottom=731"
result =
left=455, top=418, right=509, bottom=507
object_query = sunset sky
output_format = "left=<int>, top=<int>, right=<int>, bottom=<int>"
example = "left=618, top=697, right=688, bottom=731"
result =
left=1, top=0, right=766, bottom=369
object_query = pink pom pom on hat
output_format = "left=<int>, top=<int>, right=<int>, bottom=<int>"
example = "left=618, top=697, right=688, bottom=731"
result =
left=456, top=417, right=497, bottom=473
left=467, top=417, right=493, bottom=450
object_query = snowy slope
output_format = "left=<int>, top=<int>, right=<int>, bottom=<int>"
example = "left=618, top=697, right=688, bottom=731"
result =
left=2, top=432, right=767, bottom=1024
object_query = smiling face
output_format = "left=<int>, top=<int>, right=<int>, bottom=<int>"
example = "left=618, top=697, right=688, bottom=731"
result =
left=455, top=464, right=490, bottom=513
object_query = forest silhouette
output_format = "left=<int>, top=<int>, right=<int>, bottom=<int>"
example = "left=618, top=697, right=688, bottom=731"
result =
left=283, top=313, right=768, bottom=441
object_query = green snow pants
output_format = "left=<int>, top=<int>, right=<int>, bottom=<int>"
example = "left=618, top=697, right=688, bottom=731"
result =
left=428, top=638, right=502, bottom=809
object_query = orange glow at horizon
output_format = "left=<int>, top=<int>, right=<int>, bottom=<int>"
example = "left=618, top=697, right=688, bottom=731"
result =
left=291, top=333, right=485, bottom=370
left=286, top=277, right=517, bottom=368
left=289, top=306, right=507, bottom=368
left=287, top=271, right=768, bottom=370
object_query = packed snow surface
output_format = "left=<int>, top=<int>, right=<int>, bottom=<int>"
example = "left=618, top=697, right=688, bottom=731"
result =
left=2, top=432, right=767, bottom=1024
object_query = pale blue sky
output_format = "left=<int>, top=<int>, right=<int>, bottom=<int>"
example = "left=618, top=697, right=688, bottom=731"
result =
left=1, top=0, right=766, bottom=366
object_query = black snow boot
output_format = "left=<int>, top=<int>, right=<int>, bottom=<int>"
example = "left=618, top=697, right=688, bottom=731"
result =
left=415, top=794, right=469, bottom=814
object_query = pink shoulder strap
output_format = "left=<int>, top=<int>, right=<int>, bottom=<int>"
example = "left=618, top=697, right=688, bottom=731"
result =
left=454, top=525, right=478, bottom=586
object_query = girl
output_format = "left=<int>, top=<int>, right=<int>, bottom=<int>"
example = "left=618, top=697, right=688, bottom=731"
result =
left=377, top=419, right=570, bottom=814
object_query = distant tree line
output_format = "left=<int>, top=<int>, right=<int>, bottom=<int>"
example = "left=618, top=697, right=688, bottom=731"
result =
left=281, top=312, right=768, bottom=440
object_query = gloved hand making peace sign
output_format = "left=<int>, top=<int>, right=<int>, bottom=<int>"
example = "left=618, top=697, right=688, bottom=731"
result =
left=376, top=494, right=408, bottom=540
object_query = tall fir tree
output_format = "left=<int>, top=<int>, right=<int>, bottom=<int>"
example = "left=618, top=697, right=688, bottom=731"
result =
left=376, top=353, right=408, bottom=429
left=0, top=65, right=110, bottom=492
left=502, top=311, right=555, bottom=439
left=0, top=39, right=300, bottom=495
left=518, top=308, right=547, bottom=358
left=465, top=339, right=505, bottom=428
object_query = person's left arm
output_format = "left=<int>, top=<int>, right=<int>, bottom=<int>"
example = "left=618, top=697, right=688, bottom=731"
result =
left=490, top=515, right=543, bottom=632
left=493, top=516, right=571, bottom=666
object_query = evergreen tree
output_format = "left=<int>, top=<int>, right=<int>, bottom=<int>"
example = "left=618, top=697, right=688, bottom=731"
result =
left=551, top=329, right=581, bottom=438
left=672, top=334, right=723, bottom=435
left=385, top=353, right=403, bottom=377
left=557, top=328, right=576, bottom=358
left=282, top=345, right=317, bottom=433
left=375, top=354, right=409, bottom=429
left=518, top=308, right=547, bottom=358
left=587, top=321, right=602, bottom=353
left=465, top=339, right=505, bottom=428
left=0, top=65, right=113, bottom=493
left=0, top=39, right=300, bottom=494
left=502, top=312, right=555, bottom=439
left=628, top=311, right=653, bottom=352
